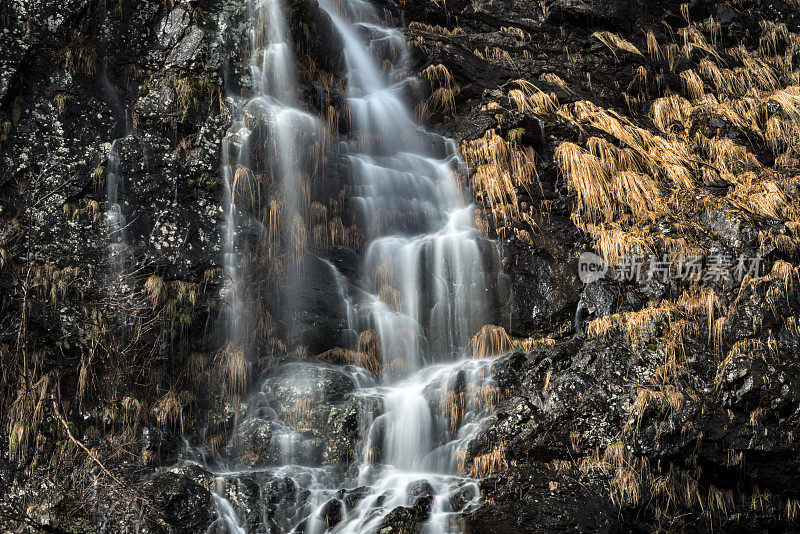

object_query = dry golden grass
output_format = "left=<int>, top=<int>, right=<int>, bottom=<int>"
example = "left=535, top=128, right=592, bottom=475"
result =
left=612, top=171, right=661, bottom=219
left=555, top=142, right=613, bottom=222
left=440, top=391, right=466, bottom=435
left=471, top=383, right=503, bottom=410
left=508, top=80, right=560, bottom=115
left=627, top=385, right=685, bottom=434
left=461, top=129, right=538, bottom=227
left=53, top=37, right=97, bottom=75
left=646, top=30, right=661, bottom=60
left=501, top=25, right=530, bottom=40
left=283, top=397, right=314, bottom=430
left=548, top=22, right=800, bottom=266
left=418, top=64, right=458, bottom=118
left=185, top=352, right=208, bottom=387
left=680, top=69, right=705, bottom=99
left=512, top=336, right=556, bottom=352
left=468, top=440, right=509, bottom=477
left=539, top=72, right=571, bottom=92
left=588, top=302, right=676, bottom=350
left=317, top=346, right=382, bottom=374
left=408, top=21, right=466, bottom=36
left=215, top=344, right=249, bottom=400
left=650, top=95, right=692, bottom=132
left=153, top=389, right=187, bottom=431
left=592, top=31, right=643, bottom=57
left=7, top=371, right=55, bottom=464
left=356, top=329, right=381, bottom=367
left=470, top=324, right=512, bottom=358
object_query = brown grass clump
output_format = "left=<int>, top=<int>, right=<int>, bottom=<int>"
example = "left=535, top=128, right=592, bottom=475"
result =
left=283, top=397, right=314, bottom=430
left=650, top=95, right=692, bottom=132
left=357, top=329, right=382, bottom=366
left=378, top=284, right=404, bottom=312
left=152, top=388, right=195, bottom=432
left=627, top=386, right=685, bottom=434
left=461, top=129, right=538, bottom=228
left=469, top=440, right=509, bottom=477
left=471, top=383, right=503, bottom=410
left=555, top=142, right=614, bottom=222
left=512, top=336, right=556, bottom=352
left=440, top=391, right=467, bottom=435
left=418, top=64, right=458, bottom=118
left=316, top=346, right=382, bottom=374
left=7, top=371, right=55, bottom=464
left=53, top=37, right=97, bottom=75
left=646, top=30, right=661, bottom=60
left=508, top=80, right=560, bottom=115
left=588, top=302, right=676, bottom=350
left=408, top=21, right=466, bottom=36
left=215, top=344, right=249, bottom=401
left=470, top=324, right=512, bottom=358
left=592, top=31, right=643, bottom=57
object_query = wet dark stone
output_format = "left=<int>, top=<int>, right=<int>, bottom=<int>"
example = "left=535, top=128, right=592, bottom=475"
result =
left=320, top=499, right=343, bottom=528
left=344, top=485, right=370, bottom=509
left=283, top=254, right=348, bottom=354
left=377, top=505, right=424, bottom=534
left=406, top=480, right=434, bottom=501
left=140, top=425, right=185, bottom=465
left=448, top=483, right=478, bottom=512
left=141, top=470, right=215, bottom=532
left=157, top=7, right=191, bottom=49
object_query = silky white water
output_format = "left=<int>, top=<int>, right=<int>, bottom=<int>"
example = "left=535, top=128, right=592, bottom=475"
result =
left=209, top=0, right=501, bottom=531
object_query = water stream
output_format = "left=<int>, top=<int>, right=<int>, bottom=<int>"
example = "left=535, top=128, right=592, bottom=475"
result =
left=209, top=0, right=501, bottom=531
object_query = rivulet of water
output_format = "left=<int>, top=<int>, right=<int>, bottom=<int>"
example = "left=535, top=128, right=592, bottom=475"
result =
left=209, top=0, right=502, bottom=531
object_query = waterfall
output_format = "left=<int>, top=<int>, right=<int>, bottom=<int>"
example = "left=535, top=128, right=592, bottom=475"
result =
left=219, top=0, right=322, bottom=356
left=210, top=0, right=501, bottom=531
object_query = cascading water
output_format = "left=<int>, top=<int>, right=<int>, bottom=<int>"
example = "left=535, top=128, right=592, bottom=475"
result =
left=208, top=0, right=502, bottom=531
left=105, top=138, right=129, bottom=283
left=219, top=0, right=321, bottom=351
left=98, top=3, right=137, bottom=322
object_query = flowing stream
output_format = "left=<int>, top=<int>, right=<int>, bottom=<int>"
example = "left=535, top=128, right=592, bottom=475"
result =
left=209, top=0, right=501, bottom=531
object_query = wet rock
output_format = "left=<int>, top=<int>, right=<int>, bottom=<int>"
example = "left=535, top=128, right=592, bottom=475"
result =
left=0, top=0, right=91, bottom=100
left=716, top=4, right=738, bottom=24
left=549, top=0, right=639, bottom=27
left=263, top=361, right=357, bottom=404
left=701, top=208, right=760, bottom=252
left=377, top=504, right=426, bottom=534
left=140, top=468, right=215, bottom=532
left=167, top=26, right=206, bottom=69
left=140, top=426, right=185, bottom=465
left=406, top=480, right=434, bottom=501
left=134, top=76, right=178, bottom=122
left=158, top=7, right=191, bottom=49
left=405, top=480, right=435, bottom=517
left=464, top=466, right=616, bottom=534
left=323, top=394, right=379, bottom=464
left=225, top=416, right=275, bottom=464
left=448, top=482, right=478, bottom=512
left=505, top=241, right=581, bottom=336
left=320, top=498, right=343, bottom=528
left=284, top=254, right=348, bottom=354
left=343, top=485, right=370, bottom=509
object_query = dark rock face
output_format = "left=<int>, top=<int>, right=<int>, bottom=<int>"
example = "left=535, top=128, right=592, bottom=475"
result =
left=504, top=236, right=582, bottom=336
left=283, top=254, right=349, bottom=354
left=222, top=361, right=377, bottom=466
left=465, top=465, right=617, bottom=534
left=141, top=470, right=215, bottom=532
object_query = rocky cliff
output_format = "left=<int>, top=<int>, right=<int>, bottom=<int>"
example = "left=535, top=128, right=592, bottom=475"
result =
left=2, top=0, right=800, bottom=531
